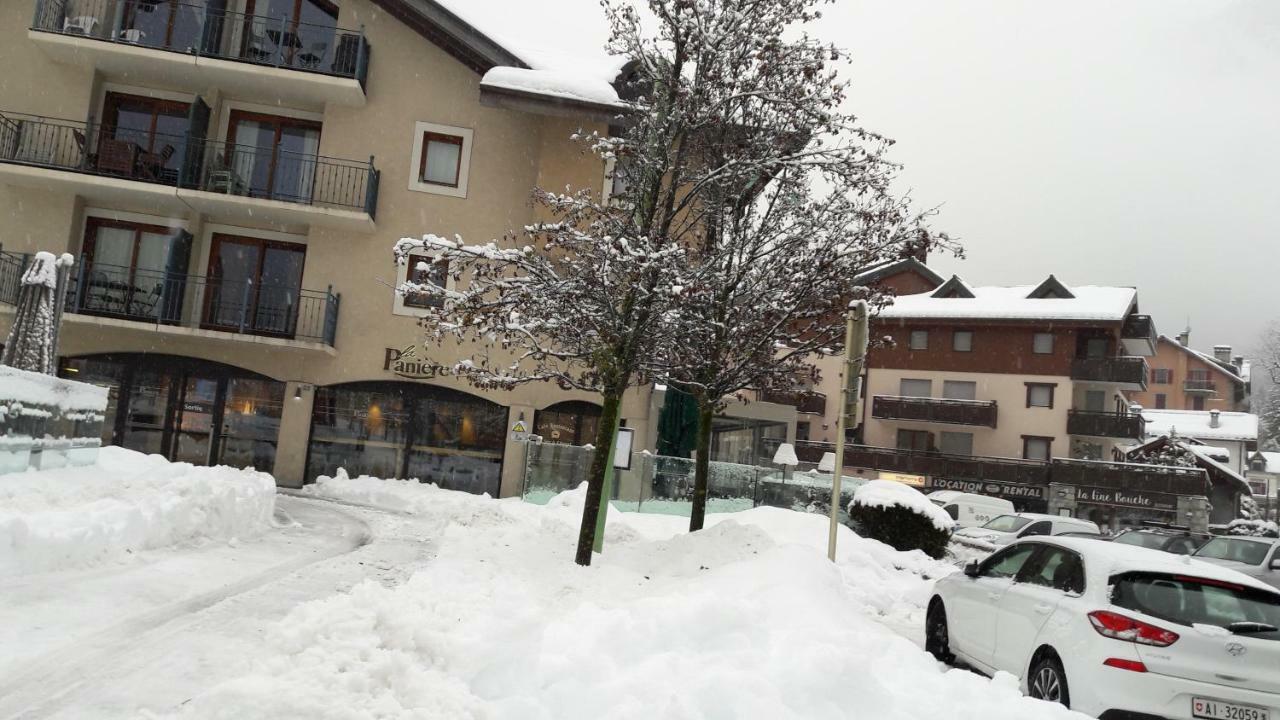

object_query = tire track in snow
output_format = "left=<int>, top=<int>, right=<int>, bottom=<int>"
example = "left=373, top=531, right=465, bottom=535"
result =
left=0, top=497, right=373, bottom=720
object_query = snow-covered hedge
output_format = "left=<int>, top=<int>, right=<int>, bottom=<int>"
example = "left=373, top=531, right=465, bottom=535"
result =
left=848, top=480, right=954, bottom=559
left=0, top=447, right=276, bottom=575
left=1224, top=518, right=1280, bottom=538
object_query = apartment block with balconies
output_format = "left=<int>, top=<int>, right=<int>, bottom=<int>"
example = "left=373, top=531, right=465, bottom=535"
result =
left=0, top=0, right=635, bottom=491
left=1125, top=330, right=1249, bottom=413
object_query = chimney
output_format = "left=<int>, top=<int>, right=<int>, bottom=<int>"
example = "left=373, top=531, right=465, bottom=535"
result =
left=1176, top=329, right=1190, bottom=346
left=1232, top=354, right=1244, bottom=370
left=1209, top=409, right=1221, bottom=428
left=1213, top=345, right=1231, bottom=363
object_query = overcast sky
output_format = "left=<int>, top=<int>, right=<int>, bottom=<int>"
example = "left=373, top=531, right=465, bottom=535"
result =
left=823, top=0, right=1280, bottom=357
left=480, top=0, right=1278, bottom=356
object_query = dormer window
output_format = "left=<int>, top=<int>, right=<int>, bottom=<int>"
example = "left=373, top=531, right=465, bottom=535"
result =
left=930, top=275, right=974, bottom=299
left=1027, top=275, right=1075, bottom=299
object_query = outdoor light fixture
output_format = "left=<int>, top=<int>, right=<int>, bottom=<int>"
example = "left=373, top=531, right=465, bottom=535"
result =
left=294, top=387, right=302, bottom=401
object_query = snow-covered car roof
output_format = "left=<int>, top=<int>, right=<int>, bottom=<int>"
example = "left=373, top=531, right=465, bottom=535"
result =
left=1030, top=536, right=1279, bottom=595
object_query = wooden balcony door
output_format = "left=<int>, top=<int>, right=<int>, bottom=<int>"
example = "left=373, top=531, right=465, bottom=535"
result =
left=203, top=234, right=306, bottom=338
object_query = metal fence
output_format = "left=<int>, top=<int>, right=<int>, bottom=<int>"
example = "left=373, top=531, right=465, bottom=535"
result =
left=0, top=111, right=379, bottom=215
left=31, top=0, right=370, bottom=86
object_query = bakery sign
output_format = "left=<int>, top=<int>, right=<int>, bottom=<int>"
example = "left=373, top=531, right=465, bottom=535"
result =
left=1076, top=486, right=1178, bottom=511
left=383, top=344, right=451, bottom=380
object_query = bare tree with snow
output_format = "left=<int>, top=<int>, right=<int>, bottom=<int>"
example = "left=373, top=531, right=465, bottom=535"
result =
left=628, top=0, right=956, bottom=531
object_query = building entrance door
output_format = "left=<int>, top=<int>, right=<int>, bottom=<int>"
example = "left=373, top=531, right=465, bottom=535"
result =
left=172, top=374, right=226, bottom=465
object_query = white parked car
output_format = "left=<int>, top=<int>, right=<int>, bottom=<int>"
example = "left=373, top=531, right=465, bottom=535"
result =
left=1193, top=535, right=1280, bottom=590
left=927, top=536, right=1280, bottom=719
left=927, top=491, right=1015, bottom=529
left=953, top=512, right=1100, bottom=546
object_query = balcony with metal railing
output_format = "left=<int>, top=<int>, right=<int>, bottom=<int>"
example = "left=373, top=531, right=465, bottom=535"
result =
left=1066, top=409, right=1145, bottom=439
left=1121, top=313, right=1157, bottom=356
left=0, top=250, right=339, bottom=348
left=1070, top=355, right=1149, bottom=391
left=0, top=111, right=379, bottom=230
left=1183, top=379, right=1217, bottom=394
left=29, top=0, right=370, bottom=108
left=871, top=395, right=998, bottom=428
left=760, top=389, right=827, bottom=415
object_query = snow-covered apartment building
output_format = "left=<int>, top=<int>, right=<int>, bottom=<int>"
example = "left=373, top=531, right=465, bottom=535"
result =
left=0, top=0, right=801, bottom=490
left=798, top=271, right=1249, bottom=529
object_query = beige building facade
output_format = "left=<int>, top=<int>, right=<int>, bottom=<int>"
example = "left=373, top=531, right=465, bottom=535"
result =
left=0, top=0, right=799, bottom=492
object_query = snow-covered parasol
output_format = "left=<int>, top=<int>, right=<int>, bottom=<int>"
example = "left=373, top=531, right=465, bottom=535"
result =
left=1, top=252, right=73, bottom=375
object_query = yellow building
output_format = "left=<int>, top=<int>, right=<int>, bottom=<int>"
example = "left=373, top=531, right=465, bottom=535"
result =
left=0, top=0, right=801, bottom=491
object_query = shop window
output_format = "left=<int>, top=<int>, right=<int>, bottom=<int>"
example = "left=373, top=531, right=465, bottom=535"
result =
left=307, top=382, right=506, bottom=496
left=534, top=401, right=603, bottom=446
left=1032, top=332, right=1054, bottom=354
left=409, top=121, right=473, bottom=198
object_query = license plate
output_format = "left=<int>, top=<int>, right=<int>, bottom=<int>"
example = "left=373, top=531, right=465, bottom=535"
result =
left=1193, top=697, right=1271, bottom=720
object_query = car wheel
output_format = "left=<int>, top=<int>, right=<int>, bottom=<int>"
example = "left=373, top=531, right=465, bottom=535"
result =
left=925, top=600, right=954, bottom=664
left=1028, top=654, right=1070, bottom=707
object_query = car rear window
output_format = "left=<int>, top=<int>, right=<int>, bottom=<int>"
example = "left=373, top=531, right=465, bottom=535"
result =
left=1110, top=572, right=1280, bottom=641
left=1195, top=538, right=1271, bottom=566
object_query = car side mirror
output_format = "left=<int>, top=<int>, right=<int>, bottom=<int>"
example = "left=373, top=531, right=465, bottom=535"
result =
left=964, top=560, right=981, bottom=578
left=1270, top=558, right=1280, bottom=571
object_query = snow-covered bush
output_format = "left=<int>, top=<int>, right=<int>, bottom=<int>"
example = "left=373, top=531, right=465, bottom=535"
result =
left=1224, top=518, right=1280, bottom=538
left=848, top=480, right=954, bottom=559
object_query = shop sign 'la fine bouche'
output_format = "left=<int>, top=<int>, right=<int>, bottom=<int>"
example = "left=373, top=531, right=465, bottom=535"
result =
left=383, top=344, right=450, bottom=380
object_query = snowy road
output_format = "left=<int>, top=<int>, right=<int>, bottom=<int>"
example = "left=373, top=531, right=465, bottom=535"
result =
left=0, top=495, right=436, bottom=720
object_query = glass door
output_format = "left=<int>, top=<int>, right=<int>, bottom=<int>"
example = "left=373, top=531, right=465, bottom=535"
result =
left=120, top=369, right=171, bottom=456
left=227, top=111, right=321, bottom=203
left=100, top=93, right=190, bottom=183
left=81, top=218, right=189, bottom=321
left=204, top=234, right=306, bottom=338
left=172, top=374, right=222, bottom=465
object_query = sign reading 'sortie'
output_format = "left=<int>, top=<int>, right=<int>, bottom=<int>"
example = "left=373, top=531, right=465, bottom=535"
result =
left=383, top=344, right=449, bottom=380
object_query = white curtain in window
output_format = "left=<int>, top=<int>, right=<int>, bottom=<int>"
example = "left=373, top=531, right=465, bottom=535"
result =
left=424, top=138, right=461, bottom=185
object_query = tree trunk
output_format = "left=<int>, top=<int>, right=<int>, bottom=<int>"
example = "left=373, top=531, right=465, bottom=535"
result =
left=575, top=388, right=623, bottom=566
left=688, top=399, right=714, bottom=532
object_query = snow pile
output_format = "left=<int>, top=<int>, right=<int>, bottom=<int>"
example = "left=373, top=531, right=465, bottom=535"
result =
left=0, top=364, right=109, bottom=413
left=851, top=479, right=955, bottom=532
left=166, top=479, right=1083, bottom=720
left=481, top=67, right=624, bottom=107
left=0, top=447, right=276, bottom=575
left=1225, top=518, right=1280, bottom=538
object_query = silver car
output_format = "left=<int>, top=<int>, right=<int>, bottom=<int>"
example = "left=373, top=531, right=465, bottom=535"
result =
left=1193, top=535, right=1280, bottom=590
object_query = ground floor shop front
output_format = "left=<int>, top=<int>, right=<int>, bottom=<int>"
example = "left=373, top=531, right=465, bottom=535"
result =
left=53, top=347, right=799, bottom=495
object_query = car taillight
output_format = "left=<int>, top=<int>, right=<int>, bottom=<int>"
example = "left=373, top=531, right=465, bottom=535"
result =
left=1103, top=658, right=1149, bottom=673
left=1088, top=610, right=1180, bottom=647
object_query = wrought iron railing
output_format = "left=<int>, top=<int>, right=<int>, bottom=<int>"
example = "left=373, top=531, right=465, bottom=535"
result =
left=67, top=260, right=340, bottom=345
left=1183, top=379, right=1217, bottom=393
left=1066, top=409, right=1145, bottom=439
left=31, top=0, right=370, bottom=87
left=1070, top=356, right=1149, bottom=388
left=0, top=248, right=26, bottom=306
left=0, top=111, right=379, bottom=215
left=872, top=395, right=998, bottom=427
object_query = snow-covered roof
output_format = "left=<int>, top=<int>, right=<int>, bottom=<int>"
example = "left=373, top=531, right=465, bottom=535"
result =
left=1249, top=451, right=1280, bottom=473
left=851, top=257, right=944, bottom=288
left=480, top=67, right=625, bottom=109
left=877, top=276, right=1137, bottom=322
left=431, top=0, right=627, bottom=107
left=1140, top=409, right=1258, bottom=443
left=1156, top=335, right=1245, bottom=385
